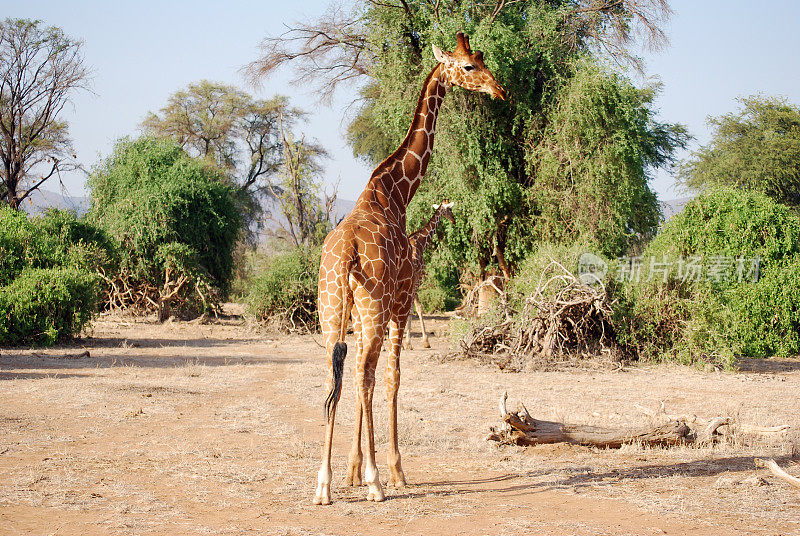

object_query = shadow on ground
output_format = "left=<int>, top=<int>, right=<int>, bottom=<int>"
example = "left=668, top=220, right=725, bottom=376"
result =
left=735, top=357, right=800, bottom=373
left=376, top=455, right=791, bottom=502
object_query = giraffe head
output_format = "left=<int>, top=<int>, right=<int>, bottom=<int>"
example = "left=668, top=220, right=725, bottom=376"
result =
left=432, top=32, right=507, bottom=101
left=432, top=200, right=456, bottom=224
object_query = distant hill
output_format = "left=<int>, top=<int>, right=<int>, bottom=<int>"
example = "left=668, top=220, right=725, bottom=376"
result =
left=659, top=197, right=692, bottom=223
left=19, top=188, right=89, bottom=216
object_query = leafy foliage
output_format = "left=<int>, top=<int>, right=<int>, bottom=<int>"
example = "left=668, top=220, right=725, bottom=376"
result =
left=244, top=247, right=320, bottom=331
left=0, top=206, right=110, bottom=345
left=616, top=187, right=800, bottom=364
left=0, top=268, right=100, bottom=346
left=0, top=206, right=115, bottom=286
left=529, top=62, right=686, bottom=256
left=335, top=1, right=687, bottom=283
left=87, top=136, right=241, bottom=318
left=679, top=95, right=800, bottom=207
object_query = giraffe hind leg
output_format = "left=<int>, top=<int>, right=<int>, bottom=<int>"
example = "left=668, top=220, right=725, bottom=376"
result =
left=346, top=304, right=363, bottom=486
left=385, top=318, right=407, bottom=487
left=314, top=334, right=345, bottom=505
left=352, top=298, right=387, bottom=502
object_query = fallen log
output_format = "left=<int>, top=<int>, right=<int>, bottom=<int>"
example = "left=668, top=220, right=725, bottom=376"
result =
left=487, top=393, right=734, bottom=449
left=755, top=458, right=800, bottom=490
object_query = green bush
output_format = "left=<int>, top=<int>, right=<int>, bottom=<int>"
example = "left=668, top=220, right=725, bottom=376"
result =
left=0, top=268, right=100, bottom=346
left=417, top=282, right=453, bottom=313
left=617, top=187, right=800, bottom=365
left=724, top=257, right=800, bottom=357
left=0, top=206, right=116, bottom=285
left=87, top=136, right=242, bottom=317
left=417, top=269, right=460, bottom=313
left=0, top=206, right=37, bottom=285
left=35, top=208, right=118, bottom=274
left=0, top=207, right=112, bottom=346
left=245, top=247, right=320, bottom=330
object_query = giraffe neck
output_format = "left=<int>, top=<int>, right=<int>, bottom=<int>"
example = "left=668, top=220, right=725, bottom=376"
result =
left=409, top=210, right=444, bottom=255
left=358, top=64, right=447, bottom=226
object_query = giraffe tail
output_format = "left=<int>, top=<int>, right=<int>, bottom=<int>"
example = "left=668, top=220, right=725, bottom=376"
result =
left=324, top=341, right=347, bottom=420
left=324, top=243, right=355, bottom=420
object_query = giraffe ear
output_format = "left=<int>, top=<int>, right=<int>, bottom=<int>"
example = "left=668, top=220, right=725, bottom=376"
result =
left=432, top=44, right=453, bottom=64
left=443, top=202, right=454, bottom=209
left=432, top=204, right=440, bottom=210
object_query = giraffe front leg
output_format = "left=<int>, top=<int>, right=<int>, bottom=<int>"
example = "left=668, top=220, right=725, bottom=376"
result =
left=385, top=319, right=407, bottom=488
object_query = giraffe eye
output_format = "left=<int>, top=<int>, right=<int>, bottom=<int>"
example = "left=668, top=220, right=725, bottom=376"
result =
left=464, top=65, right=475, bottom=72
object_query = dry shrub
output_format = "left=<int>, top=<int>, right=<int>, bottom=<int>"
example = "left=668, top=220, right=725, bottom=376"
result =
left=450, top=258, right=618, bottom=370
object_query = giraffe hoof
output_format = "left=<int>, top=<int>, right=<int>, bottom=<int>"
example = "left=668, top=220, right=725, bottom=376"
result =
left=366, top=488, right=385, bottom=502
left=390, top=472, right=407, bottom=488
left=313, top=494, right=331, bottom=505
left=314, top=481, right=332, bottom=505
left=422, top=341, right=431, bottom=349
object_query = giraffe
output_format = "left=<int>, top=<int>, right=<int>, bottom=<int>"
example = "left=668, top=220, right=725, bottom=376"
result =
left=404, top=201, right=455, bottom=350
left=315, top=31, right=506, bottom=505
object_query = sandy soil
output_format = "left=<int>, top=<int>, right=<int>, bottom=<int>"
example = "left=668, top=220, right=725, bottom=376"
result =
left=1, top=307, right=799, bottom=535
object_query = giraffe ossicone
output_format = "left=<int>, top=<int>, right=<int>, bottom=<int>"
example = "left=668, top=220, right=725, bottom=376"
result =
left=313, top=31, right=506, bottom=506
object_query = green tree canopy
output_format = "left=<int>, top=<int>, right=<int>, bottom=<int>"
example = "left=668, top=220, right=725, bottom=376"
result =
left=678, top=95, right=800, bottom=207
left=0, top=18, right=89, bottom=209
left=251, top=1, right=687, bottom=284
left=142, top=80, right=304, bottom=193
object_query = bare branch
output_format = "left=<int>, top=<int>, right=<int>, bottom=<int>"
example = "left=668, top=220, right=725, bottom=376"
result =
left=565, top=0, right=673, bottom=71
left=245, top=3, right=374, bottom=103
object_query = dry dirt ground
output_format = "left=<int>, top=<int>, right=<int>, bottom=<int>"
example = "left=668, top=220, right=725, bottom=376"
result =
left=1, top=306, right=799, bottom=535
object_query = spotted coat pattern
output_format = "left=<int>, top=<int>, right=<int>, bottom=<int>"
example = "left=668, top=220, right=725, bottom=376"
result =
left=313, top=32, right=507, bottom=505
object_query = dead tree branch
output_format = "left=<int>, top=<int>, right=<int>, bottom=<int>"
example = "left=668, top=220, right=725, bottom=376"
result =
left=488, top=393, right=790, bottom=449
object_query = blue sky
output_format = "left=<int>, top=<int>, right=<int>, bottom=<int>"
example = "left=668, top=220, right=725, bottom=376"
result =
left=4, top=1, right=800, bottom=202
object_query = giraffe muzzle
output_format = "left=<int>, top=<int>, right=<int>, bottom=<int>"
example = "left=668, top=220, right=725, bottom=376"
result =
left=492, top=84, right=508, bottom=101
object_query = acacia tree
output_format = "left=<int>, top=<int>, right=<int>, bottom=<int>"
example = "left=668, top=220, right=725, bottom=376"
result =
left=678, top=95, right=800, bottom=207
left=0, top=18, right=89, bottom=209
left=142, top=80, right=303, bottom=193
left=249, top=1, right=687, bottom=290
